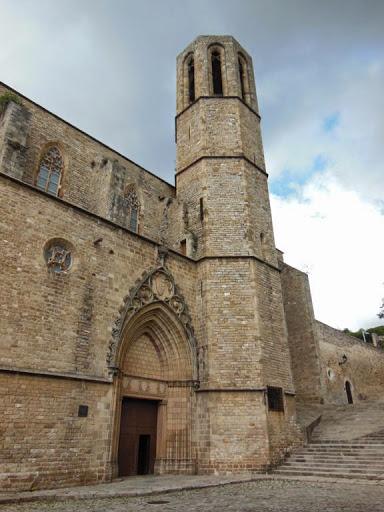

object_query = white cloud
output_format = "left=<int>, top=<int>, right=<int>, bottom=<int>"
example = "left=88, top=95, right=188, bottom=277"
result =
left=271, top=172, right=384, bottom=330
left=260, top=51, right=384, bottom=203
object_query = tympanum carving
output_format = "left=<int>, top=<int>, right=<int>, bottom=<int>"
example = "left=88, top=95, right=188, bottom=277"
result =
left=107, top=266, right=197, bottom=370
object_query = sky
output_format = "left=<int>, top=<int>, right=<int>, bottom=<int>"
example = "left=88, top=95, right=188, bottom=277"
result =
left=1, top=0, right=383, bottom=330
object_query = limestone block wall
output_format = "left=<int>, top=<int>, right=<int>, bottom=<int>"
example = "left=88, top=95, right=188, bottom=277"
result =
left=195, top=392, right=270, bottom=473
left=316, top=321, right=384, bottom=404
left=0, top=174, right=199, bottom=490
left=0, top=374, right=112, bottom=491
left=280, top=263, right=323, bottom=404
left=266, top=395, right=302, bottom=466
left=0, top=82, right=175, bottom=242
left=0, top=173, right=197, bottom=378
left=195, top=258, right=300, bottom=470
left=0, top=100, right=31, bottom=180
left=174, top=159, right=277, bottom=262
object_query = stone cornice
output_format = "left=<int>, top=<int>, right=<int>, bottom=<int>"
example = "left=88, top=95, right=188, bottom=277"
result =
left=175, top=95, right=261, bottom=121
left=175, top=155, right=268, bottom=178
left=198, top=255, right=281, bottom=273
left=0, top=365, right=112, bottom=384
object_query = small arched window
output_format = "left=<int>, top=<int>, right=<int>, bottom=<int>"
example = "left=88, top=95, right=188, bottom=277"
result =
left=211, top=50, right=223, bottom=96
left=36, top=146, right=63, bottom=196
left=187, top=56, right=195, bottom=103
left=239, top=58, right=246, bottom=101
left=124, top=185, right=140, bottom=233
left=238, top=53, right=249, bottom=103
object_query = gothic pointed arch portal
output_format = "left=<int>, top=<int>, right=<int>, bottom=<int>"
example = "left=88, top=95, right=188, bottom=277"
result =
left=108, top=265, right=199, bottom=477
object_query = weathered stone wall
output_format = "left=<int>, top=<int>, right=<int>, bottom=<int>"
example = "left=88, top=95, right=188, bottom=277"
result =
left=0, top=174, right=198, bottom=490
left=0, top=373, right=112, bottom=491
left=0, top=82, right=175, bottom=242
left=317, top=321, right=384, bottom=405
left=0, top=174, right=197, bottom=378
left=0, top=100, right=31, bottom=180
left=195, top=392, right=270, bottom=473
left=280, top=263, right=323, bottom=404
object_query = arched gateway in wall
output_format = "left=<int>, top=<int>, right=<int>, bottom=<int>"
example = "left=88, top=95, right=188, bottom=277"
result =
left=107, top=264, right=198, bottom=477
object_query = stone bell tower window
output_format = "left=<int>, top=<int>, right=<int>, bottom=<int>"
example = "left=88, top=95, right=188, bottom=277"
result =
left=36, top=146, right=63, bottom=196
left=238, top=53, right=249, bottom=104
left=211, top=50, right=223, bottom=96
left=239, top=58, right=246, bottom=101
left=187, top=56, right=195, bottom=103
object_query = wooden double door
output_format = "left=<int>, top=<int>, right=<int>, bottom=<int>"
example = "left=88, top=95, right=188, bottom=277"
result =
left=118, top=398, right=158, bottom=476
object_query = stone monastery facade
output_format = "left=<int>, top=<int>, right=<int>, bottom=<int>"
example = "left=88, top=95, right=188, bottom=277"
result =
left=1, top=36, right=383, bottom=492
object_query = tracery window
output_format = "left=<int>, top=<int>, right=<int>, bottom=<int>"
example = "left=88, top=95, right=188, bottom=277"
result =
left=211, top=50, right=223, bottom=96
left=124, top=185, right=140, bottom=233
left=36, top=146, right=63, bottom=196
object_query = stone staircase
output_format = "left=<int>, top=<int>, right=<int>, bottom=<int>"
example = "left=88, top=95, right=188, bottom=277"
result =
left=275, top=402, right=384, bottom=481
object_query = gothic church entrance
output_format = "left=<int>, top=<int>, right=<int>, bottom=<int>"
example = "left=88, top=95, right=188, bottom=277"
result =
left=118, top=398, right=158, bottom=476
left=109, top=268, right=198, bottom=478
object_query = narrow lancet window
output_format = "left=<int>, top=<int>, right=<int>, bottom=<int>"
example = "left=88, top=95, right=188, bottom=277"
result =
left=36, top=146, right=63, bottom=196
left=211, top=51, right=223, bottom=96
left=239, top=57, right=246, bottom=101
left=188, top=57, right=195, bottom=103
left=130, top=205, right=138, bottom=232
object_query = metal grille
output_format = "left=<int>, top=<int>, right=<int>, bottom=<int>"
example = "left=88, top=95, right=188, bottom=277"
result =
left=267, top=386, right=284, bottom=412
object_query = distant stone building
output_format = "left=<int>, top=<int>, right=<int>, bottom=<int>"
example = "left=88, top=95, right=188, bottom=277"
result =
left=1, top=35, right=383, bottom=492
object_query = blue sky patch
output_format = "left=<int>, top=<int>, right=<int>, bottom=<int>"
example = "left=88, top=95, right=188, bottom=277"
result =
left=322, top=112, right=340, bottom=133
left=270, top=154, right=328, bottom=198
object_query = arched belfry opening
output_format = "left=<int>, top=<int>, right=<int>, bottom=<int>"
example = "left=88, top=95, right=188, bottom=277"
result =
left=211, top=48, right=223, bottom=96
left=108, top=266, right=198, bottom=477
left=187, top=55, right=195, bottom=104
left=238, top=53, right=250, bottom=104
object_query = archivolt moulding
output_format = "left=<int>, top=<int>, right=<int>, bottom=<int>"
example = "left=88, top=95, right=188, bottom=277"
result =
left=107, top=265, right=197, bottom=370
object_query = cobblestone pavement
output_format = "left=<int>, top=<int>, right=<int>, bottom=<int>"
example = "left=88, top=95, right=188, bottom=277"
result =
left=2, top=479, right=384, bottom=512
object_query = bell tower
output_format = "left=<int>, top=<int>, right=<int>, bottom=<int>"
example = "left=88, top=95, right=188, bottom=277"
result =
left=175, top=36, right=300, bottom=472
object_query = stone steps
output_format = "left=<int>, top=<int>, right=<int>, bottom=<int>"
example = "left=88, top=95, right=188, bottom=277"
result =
left=297, top=448, right=384, bottom=454
left=275, top=428, right=384, bottom=481
left=311, top=437, right=384, bottom=444
left=278, top=465, right=384, bottom=474
left=290, top=456, right=384, bottom=463
left=274, top=468, right=384, bottom=480
left=285, top=461, right=384, bottom=469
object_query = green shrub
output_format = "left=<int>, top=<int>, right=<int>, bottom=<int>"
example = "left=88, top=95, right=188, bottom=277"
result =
left=0, top=92, right=22, bottom=115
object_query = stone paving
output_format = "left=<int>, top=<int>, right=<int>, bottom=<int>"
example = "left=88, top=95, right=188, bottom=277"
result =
left=2, top=478, right=384, bottom=512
